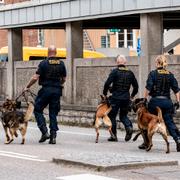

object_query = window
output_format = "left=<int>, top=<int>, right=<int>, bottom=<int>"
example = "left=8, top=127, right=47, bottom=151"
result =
left=118, top=30, right=124, bottom=48
left=127, top=29, right=133, bottom=48
left=118, top=29, right=134, bottom=48
left=101, top=35, right=110, bottom=48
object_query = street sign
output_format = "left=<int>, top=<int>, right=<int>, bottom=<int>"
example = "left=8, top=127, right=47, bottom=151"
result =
left=137, top=37, right=141, bottom=56
left=109, top=29, right=121, bottom=33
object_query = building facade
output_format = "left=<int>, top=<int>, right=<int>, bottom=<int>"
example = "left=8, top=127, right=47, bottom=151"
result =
left=0, top=0, right=140, bottom=57
left=0, top=0, right=179, bottom=56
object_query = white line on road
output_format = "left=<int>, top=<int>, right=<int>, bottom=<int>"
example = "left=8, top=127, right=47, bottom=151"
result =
left=28, top=126, right=105, bottom=137
left=0, top=150, right=37, bottom=158
left=0, top=151, right=48, bottom=162
left=28, top=126, right=174, bottom=142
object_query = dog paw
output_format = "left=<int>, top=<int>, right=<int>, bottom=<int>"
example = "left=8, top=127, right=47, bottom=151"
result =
left=21, top=139, right=25, bottom=144
left=146, top=145, right=152, bottom=152
left=5, top=139, right=13, bottom=144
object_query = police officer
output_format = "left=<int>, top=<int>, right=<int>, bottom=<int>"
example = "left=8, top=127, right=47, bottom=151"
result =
left=142, top=55, right=180, bottom=152
left=24, top=45, right=67, bottom=144
left=103, top=55, right=138, bottom=142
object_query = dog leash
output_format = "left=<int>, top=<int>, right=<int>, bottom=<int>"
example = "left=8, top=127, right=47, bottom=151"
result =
left=16, top=89, right=37, bottom=105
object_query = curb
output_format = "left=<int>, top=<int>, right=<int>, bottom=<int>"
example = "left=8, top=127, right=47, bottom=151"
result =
left=52, top=158, right=178, bottom=171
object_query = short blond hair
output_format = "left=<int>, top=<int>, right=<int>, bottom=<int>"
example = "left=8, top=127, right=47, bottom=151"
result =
left=155, top=55, right=168, bottom=68
left=116, top=55, right=127, bottom=65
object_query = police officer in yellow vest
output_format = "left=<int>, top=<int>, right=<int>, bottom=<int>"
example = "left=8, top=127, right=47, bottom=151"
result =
left=142, top=55, right=180, bottom=151
left=103, top=55, right=138, bottom=142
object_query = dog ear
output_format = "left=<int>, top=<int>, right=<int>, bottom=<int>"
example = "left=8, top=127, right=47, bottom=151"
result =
left=100, top=94, right=106, bottom=100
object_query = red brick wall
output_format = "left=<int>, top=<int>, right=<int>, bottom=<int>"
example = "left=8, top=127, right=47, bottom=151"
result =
left=0, top=30, right=8, bottom=48
left=23, top=29, right=38, bottom=47
left=0, top=1, right=38, bottom=48
left=0, top=29, right=39, bottom=48
left=4, top=0, right=30, bottom=4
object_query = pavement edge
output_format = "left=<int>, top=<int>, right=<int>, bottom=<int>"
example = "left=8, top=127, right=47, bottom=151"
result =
left=52, top=158, right=179, bottom=171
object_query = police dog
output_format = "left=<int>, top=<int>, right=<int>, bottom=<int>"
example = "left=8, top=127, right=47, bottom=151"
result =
left=0, top=99, right=34, bottom=144
left=93, top=95, right=115, bottom=143
left=132, top=98, right=170, bottom=153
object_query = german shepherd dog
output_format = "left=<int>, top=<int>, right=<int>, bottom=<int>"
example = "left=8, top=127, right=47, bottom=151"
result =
left=0, top=99, right=34, bottom=144
left=93, top=95, right=115, bottom=143
left=132, top=98, right=170, bottom=153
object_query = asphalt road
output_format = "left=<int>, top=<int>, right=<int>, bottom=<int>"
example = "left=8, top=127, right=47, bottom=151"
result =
left=0, top=122, right=180, bottom=180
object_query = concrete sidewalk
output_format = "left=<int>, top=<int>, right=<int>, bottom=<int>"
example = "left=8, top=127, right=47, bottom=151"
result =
left=51, top=124, right=180, bottom=171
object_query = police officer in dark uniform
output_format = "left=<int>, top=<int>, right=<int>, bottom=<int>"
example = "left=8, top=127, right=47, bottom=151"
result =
left=24, top=45, right=67, bottom=144
left=103, top=55, right=138, bottom=142
left=142, top=55, right=180, bottom=152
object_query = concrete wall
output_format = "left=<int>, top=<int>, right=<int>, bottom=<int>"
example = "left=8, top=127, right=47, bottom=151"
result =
left=0, top=55, right=180, bottom=128
left=0, top=55, right=180, bottom=104
left=73, top=57, right=139, bottom=106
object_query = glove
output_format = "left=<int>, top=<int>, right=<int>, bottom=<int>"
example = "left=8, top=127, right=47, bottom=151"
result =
left=174, top=102, right=180, bottom=110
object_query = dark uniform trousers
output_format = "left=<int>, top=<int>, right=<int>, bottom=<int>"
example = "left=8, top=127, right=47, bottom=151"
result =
left=108, top=98, right=132, bottom=136
left=34, top=86, right=61, bottom=137
left=148, top=97, right=180, bottom=141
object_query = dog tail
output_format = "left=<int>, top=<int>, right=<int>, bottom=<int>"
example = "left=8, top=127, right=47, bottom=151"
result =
left=156, top=106, right=163, bottom=123
left=24, top=102, right=34, bottom=122
left=132, top=131, right=141, bottom=141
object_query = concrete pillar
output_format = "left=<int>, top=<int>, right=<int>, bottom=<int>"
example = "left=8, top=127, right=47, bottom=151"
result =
left=7, top=28, right=22, bottom=99
left=65, top=21, right=83, bottom=104
left=139, top=13, right=163, bottom=96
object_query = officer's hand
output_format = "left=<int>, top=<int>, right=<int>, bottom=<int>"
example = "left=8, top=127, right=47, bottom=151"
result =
left=174, top=102, right=180, bottom=110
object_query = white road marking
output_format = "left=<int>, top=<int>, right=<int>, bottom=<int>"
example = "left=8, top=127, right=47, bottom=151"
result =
left=0, top=150, right=37, bottom=158
left=0, top=151, right=48, bottom=162
left=56, top=174, right=119, bottom=180
left=28, top=126, right=107, bottom=137
left=28, top=126, right=174, bottom=142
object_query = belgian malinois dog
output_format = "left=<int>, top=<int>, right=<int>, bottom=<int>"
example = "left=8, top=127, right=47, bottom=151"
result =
left=132, top=98, right=170, bottom=153
left=93, top=95, right=115, bottom=143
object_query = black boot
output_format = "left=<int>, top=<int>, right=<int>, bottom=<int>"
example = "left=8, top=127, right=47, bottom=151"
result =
left=49, top=133, right=56, bottom=144
left=108, top=136, right=118, bottom=142
left=39, top=132, right=50, bottom=143
left=49, top=137, right=56, bottom=144
left=176, top=139, right=180, bottom=152
left=125, top=127, right=133, bottom=141
left=138, top=143, right=148, bottom=150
